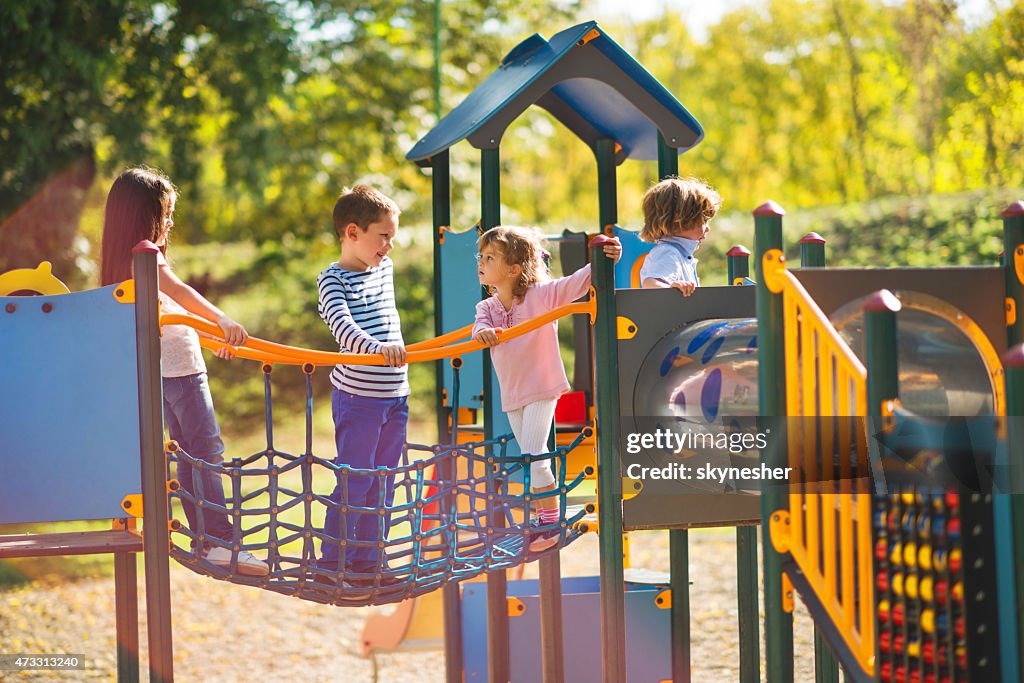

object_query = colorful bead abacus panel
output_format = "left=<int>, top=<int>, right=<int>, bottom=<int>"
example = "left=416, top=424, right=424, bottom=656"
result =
left=874, top=486, right=1001, bottom=683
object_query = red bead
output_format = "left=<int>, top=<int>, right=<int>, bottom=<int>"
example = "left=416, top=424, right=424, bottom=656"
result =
left=945, top=492, right=959, bottom=509
left=947, top=517, right=960, bottom=538
left=956, top=616, right=965, bottom=639
left=877, top=571, right=890, bottom=592
left=893, top=603, right=905, bottom=626
left=880, top=631, right=891, bottom=652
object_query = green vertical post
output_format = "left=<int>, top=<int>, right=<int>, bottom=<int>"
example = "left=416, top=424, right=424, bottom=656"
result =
left=863, top=291, right=900, bottom=683
left=863, top=289, right=901, bottom=411
left=480, top=146, right=510, bottom=683
left=1003, top=201, right=1024, bottom=677
left=1002, top=344, right=1024, bottom=682
left=754, top=201, right=793, bottom=683
left=432, top=151, right=451, bottom=446
left=593, top=137, right=626, bottom=683
left=597, top=138, right=618, bottom=234
left=814, top=637, right=840, bottom=683
left=799, top=232, right=826, bottom=268
left=429, top=150, right=463, bottom=683
left=657, top=131, right=678, bottom=180
left=131, top=242, right=174, bottom=683
left=1005, top=202, right=1024, bottom=347
left=656, top=130, right=678, bottom=186
left=657, top=130, right=695, bottom=683
left=727, top=245, right=751, bottom=285
left=733, top=233, right=761, bottom=681
left=736, top=525, right=760, bottom=683
left=668, top=531, right=690, bottom=682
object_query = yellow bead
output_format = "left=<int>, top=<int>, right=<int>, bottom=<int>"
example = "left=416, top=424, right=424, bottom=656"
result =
left=905, top=574, right=918, bottom=599
left=921, top=609, right=935, bottom=633
left=953, top=582, right=963, bottom=601
left=903, top=542, right=917, bottom=568
left=891, top=543, right=902, bottom=566
left=893, top=572, right=904, bottom=596
left=902, top=490, right=915, bottom=505
left=920, top=576, right=933, bottom=602
left=918, top=545, right=932, bottom=571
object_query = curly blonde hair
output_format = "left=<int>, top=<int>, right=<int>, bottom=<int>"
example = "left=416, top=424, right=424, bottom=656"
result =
left=478, top=225, right=549, bottom=298
left=639, top=176, right=721, bottom=243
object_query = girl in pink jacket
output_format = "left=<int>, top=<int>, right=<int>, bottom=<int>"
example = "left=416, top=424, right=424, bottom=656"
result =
left=472, top=226, right=621, bottom=552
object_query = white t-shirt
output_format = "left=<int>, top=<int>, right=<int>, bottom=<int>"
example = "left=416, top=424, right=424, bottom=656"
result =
left=156, top=252, right=206, bottom=378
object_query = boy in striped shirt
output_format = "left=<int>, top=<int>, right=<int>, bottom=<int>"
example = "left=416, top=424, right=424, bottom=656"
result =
left=317, top=185, right=409, bottom=587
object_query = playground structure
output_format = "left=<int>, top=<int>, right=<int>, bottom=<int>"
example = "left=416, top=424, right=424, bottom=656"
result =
left=3, top=18, right=1024, bottom=683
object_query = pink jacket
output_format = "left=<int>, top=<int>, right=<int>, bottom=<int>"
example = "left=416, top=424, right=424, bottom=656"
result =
left=472, top=264, right=592, bottom=412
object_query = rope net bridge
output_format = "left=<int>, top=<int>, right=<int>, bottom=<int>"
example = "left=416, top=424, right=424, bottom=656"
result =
left=160, top=302, right=595, bottom=607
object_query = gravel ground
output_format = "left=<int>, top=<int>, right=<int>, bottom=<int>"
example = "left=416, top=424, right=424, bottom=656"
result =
left=1, top=528, right=818, bottom=682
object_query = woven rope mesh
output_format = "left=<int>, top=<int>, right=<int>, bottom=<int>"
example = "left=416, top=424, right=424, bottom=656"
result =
left=167, top=363, right=589, bottom=606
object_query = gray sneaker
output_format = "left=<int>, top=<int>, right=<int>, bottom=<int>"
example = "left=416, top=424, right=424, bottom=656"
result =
left=203, top=546, right=270, bottom=577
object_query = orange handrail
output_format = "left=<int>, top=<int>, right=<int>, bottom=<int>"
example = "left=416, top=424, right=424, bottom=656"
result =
left=406, top=324, right=473, bottom=351
left=161, top=299, right=593, bottom=367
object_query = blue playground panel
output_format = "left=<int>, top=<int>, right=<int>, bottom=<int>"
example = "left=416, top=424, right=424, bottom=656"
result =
left=613, top=225, right=655, bottom=289
left=440, top=227, right=484, bottom=410
left=461, top=576, right=671, bottom=681
left=439, top=227, right=517, bottom=457
left=0, top=285, right=143, bottom=524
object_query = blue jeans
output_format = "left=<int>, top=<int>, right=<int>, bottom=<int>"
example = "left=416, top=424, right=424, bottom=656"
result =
left=320, top=390, right=409, bottom=572
left=163, top=373, right=232, bottom=543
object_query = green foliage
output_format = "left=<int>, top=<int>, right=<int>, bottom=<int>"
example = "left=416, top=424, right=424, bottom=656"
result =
left=782, top=187, right=1017, bottom=269
left=494, top=2, right=1024, bottom=229
left=0, top=0, right=579, bottom=277
left=0, top=561, right=29, bottom=590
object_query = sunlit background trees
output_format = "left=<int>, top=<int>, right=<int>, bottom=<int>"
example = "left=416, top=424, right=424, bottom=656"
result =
left=3, top=0, right=1021, bottom=431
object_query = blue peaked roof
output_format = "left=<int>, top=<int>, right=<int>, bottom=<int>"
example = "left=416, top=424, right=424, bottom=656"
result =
left=406, top=21, right=703, bottom=165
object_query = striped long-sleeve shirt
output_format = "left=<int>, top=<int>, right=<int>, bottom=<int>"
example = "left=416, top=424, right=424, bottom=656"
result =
left=317, top=259, right=409, bottom=398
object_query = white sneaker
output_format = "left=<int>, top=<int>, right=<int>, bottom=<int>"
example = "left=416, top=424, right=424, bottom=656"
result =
left=203, top=546, right=270, bottom=577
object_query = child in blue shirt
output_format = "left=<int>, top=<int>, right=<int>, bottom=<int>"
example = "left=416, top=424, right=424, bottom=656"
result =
left=639, top=176, right=721, bottom=294
left=317, top=185, right=408, bottom=588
